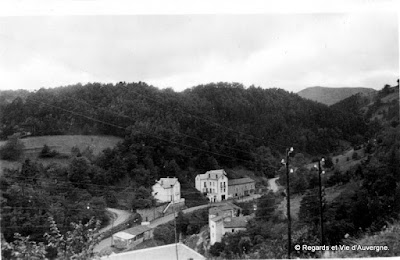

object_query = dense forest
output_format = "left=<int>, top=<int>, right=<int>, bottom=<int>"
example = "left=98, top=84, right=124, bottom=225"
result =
left=0, top=82, right=398, bottom=258
left=1, top=82, right=369, bottom=155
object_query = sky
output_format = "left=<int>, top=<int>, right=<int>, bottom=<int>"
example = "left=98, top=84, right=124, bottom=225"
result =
left=0, top=4, right=398, bottom=93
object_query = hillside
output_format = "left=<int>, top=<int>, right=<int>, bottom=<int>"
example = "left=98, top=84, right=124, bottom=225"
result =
left=0, top=135, right=122, bottom=175
left=1, top=135, right=122, bottom=156
left=331, top=85, right=399, bottom=125
left=328, top=220, right=400, bottom=258
left=0, top=82, right=370, bottom=157
left=297, top=86, right=376, bottom=106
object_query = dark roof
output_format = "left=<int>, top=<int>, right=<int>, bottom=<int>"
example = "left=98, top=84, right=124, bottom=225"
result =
left=228, top=177, right=255, bottom=186
left=209, top=203, right=241, bottom=215
left=223, top=216, right=248, bottom=228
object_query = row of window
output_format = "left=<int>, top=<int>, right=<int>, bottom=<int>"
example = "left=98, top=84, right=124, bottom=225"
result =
left=203, top=181, right=227, bottom=188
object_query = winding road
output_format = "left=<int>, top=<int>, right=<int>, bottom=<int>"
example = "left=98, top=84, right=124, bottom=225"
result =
left=99, top=208, right=132, bottom=234
left=94, top=195, right=263, bottom=254
left=268, top=177, right=279, bottom=193
left=94, top=208, right=132, bottom=253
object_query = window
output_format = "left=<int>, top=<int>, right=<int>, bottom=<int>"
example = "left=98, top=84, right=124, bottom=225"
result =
left=232, top=229, right=234, bottom=232
left=204, top=182, right=206, bottom=187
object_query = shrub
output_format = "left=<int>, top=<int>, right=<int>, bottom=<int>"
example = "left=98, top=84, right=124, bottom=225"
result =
left=39, top=144, right=59, bottom=158
left=0, top=137, right=24, bottom=161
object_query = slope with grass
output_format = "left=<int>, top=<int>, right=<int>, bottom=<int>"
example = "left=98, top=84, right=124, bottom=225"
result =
left=328, top=220, right=400, bottom=258
left=0, top=135, right=122, bottom=175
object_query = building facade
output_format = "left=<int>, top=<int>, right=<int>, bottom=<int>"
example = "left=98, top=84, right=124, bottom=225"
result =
left=152, top=177, right=181, bottom=203
left=228, top=177, right=256, bottom=199
left=209, top=203, right=247, bottom=245
left=195, top=169, right=228, bottom=202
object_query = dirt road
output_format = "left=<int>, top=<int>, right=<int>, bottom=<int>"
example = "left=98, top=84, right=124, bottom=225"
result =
left=94, top=208, right=132, bottom=253
left=99, top=208, right=132, bottom=234
left=268, top=177, right=279, bottom=193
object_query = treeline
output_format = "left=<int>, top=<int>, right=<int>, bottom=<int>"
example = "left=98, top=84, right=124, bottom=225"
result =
left=1, top=82, right=369, bottom=164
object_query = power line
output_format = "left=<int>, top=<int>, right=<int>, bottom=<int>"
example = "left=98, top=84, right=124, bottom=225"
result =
left=26, top=98, right=262, bottom=167
left=116, top=83, right=289, bottom=149
left=58, top=94, right=260, bottom=159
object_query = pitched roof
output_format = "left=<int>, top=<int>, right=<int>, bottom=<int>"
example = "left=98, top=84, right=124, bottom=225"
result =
left=228, top=177, right=255, bottom=186
left=223, top=216, right=249, bottom=228
left=210, top=215, right=224, bottom=223
left=155, top=177, right=178, bottom=189
left=197, top=169, right=226, bottom=180
left=100, top=242, right=206, bottom=260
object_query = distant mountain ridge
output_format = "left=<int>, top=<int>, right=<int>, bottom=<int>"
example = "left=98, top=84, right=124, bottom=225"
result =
left=297, top=86, right=376, bottom=106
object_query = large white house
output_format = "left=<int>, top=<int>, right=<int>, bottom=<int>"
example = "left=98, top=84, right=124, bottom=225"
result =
left=195, top=169, right=228, bottom=202
left=152, top=177, right=181, bottom=203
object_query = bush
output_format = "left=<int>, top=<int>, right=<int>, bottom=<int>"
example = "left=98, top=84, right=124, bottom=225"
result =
left=0, top=137, right=24, bottom=161
left=209, top=242, right=225, bottom=257
left=153, top=224, right=175, bottom=244
left=39, top=144, right=59, bottom=158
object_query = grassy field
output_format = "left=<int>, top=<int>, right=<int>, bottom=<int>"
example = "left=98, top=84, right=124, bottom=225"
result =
left=0, top=135, right=122, bottom=175
left=277, top=183, right=349, bottom=221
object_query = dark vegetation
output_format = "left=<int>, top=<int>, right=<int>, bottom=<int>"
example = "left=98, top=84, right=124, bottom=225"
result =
left=0, top=82, right=399, bottom=258
left=154, top=208, right=209, bottom=245
left=0, top=137, right=24, bottom=160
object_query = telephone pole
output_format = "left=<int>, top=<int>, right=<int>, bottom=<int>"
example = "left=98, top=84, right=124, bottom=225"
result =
left=282, top=147, right=294, bottom=259
left=317, top=158, right=325, bottom=245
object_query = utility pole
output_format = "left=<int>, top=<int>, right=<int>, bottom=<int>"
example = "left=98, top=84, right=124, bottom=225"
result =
left=317, top=158, right=325, bottom=245
left=171, top=185, right=179, bottom=260
left=282, top=147, right=294, bottom=259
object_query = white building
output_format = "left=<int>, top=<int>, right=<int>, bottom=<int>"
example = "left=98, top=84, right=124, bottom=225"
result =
left=152, top=177, right=181, bottom=203
left=195, top=169, right=228, bottom=202
left=209, top=215, right=225, bottom=245
left=209, top=203, right=248, bottom=245
left=101, top=242, right=206, bottom=260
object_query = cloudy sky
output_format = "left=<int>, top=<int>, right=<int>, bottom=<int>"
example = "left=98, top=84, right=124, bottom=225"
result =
left=0, top=12, right=398, bottom=92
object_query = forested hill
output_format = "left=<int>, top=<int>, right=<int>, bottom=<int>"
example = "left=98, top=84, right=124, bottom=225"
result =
left=1, top=82, right=368, bottom=156
left=298, top=86, right=376, bottom=106
left=1, top=82, right=368, bottom=155
left=331, top=84, right=399, bottom=125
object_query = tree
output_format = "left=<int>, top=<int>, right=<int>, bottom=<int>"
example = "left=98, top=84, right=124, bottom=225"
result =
left=299, top=189, right=322, bottom=227
left=324, top=156, right=334, bottom=168
left=1, top=233, right=47, bottom=260
left=68, top=157, right=91, bottom=188
left=130, top=186, right=154, bottom=210
left=176, top=211, right=189, bottom=236
left=209, top=242, right=225, bottom=257
left=238, top=236, right=253, bottom=255
left=2, top=217, right=102, bottom=260
left=0, top=136, right=24, bottom=161
left=45, top=216, right=102, bottom=260
left=39, top=144, right=58, bottom=158
left=255, top=193, right=276, bottom=221
left=153, top=224, right=175, bottom=245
